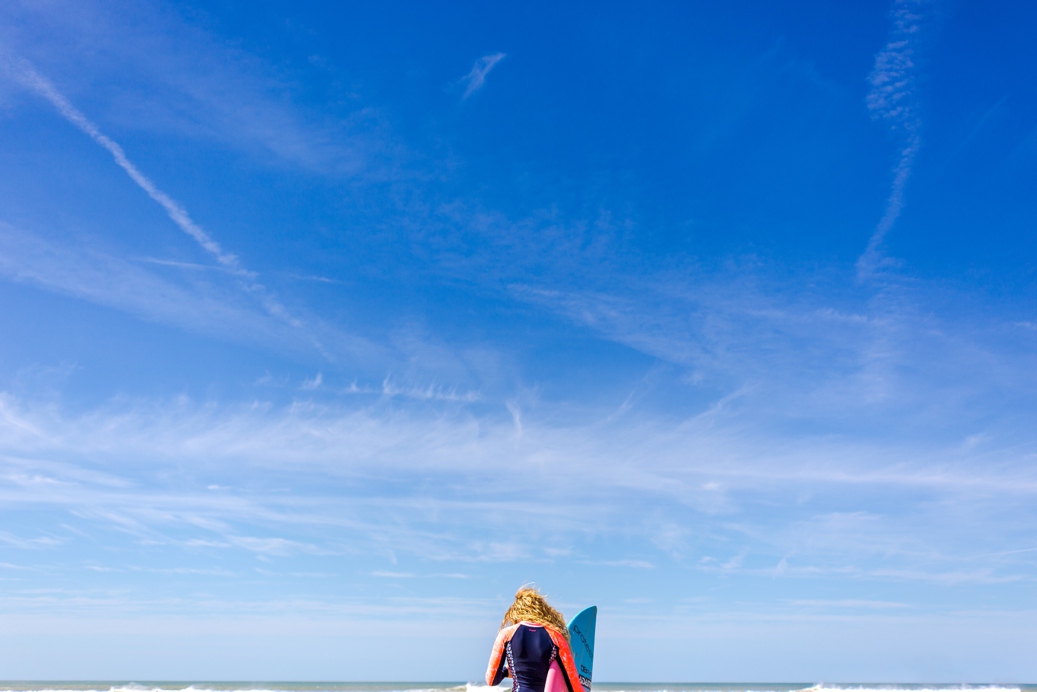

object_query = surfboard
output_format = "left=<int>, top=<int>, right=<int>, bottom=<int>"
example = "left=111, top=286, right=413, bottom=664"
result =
left=567, top=606, right=597, bottom=692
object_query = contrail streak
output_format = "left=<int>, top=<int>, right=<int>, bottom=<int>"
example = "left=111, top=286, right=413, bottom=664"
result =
left=857, top=0, right=928, bottom=278
left=12, top=61, right=243, bottom=273
left=4, top=56, right=301, bottom=326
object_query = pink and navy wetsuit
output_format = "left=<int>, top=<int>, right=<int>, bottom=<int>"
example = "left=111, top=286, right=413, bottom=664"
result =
left=485, top=622, right=583, bottom=692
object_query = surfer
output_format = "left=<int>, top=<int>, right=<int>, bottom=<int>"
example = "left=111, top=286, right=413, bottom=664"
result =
left=486, top=586, right=582, bottom=692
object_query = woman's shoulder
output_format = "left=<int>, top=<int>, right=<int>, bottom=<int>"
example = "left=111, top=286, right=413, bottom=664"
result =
left=496, top=622, right=522, bottom=640
left=540, top=624, right=572, bottom=648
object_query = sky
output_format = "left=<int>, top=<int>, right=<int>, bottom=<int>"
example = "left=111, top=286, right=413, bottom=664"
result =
left=1, top=0, right=1036, bottom=683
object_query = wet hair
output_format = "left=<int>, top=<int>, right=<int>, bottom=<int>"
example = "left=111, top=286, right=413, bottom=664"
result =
left=500, top=585, right=570, bottom=642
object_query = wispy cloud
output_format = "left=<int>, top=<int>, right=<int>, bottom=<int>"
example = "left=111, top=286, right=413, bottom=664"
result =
left=301, top=372, right=324, bottom=390
left=513, top=267, right=1037, bottom=434
left=857, top=0, right=929, bottom=277
left=0, top=0, right=379, bottom=176
left=0, top=530, right=63, bottom=549
left=0, top=223, right=258, bottom=335
left=342, top=377, right=482, bottom=402
left=134, top=257, right=233, bottom=272
left=461, top=53, right=506, bottom=99
left=0, top=222, right=299, bottom=354
left=582, top=559, right=654, bottom=569
left=0, top=223, right=382, bottom=364
left=2, top=386, right=1037, bottom=584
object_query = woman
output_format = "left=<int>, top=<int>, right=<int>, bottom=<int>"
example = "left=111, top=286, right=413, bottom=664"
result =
left=486, top=587, right=583, bottom=692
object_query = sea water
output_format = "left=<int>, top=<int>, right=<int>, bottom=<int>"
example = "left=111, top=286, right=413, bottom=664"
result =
left=0, top=683, right=1030, bottom=692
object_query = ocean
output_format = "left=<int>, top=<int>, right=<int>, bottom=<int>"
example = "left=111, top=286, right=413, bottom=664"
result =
left=0, top=683, right=1030, bottom=692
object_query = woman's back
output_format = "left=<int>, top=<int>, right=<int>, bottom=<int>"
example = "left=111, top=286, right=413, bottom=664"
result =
left=487, top=621, right=577, bottom=692
left=486, top=587, right=581, bottom=692
left=506, top=624, right=555, bottom=692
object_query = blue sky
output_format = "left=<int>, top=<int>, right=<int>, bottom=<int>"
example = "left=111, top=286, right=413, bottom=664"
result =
left=1, top=0, right=1037, bottom=682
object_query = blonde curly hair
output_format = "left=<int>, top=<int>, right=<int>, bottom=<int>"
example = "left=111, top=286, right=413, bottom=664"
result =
left=500, top=585, right=570, bottom=643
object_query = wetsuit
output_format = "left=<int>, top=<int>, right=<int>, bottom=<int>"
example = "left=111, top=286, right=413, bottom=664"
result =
left=486, top=622, right=584, bottom=692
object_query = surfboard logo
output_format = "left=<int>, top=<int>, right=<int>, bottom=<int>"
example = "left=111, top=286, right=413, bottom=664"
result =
left=566, top=606, right=597, bottom=692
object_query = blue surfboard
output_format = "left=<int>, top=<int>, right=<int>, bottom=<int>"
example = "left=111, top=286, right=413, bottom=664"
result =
left=567, top=606, right=596, bottom=692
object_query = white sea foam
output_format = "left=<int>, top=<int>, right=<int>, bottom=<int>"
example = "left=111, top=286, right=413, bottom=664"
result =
left=798, top=687, right=1023, bottom=692
left=466, top=684, right=508, bottom=692
left=0, top=686, right=493, bottom=692
left=0, top=686, right=1027, bottom=692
